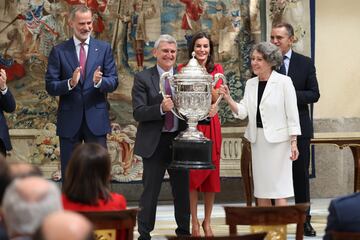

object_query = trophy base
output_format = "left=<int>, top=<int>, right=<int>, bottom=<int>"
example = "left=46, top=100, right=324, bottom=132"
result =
left=170, top=139, right=214, bottom=169
left=174, top=129, right=206, bottom=141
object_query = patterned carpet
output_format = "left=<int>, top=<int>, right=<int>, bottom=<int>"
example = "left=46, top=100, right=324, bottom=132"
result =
left=130, top=198, right=331, bottom=240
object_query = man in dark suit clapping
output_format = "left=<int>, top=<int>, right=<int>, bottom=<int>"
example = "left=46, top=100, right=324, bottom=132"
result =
left=0, top=69, right=16, bottom=157
left=271, top=22, right=320, bottom=236
left=45, top=5, right=118, bottom=180
left=132, top=34, right=190, bottom=240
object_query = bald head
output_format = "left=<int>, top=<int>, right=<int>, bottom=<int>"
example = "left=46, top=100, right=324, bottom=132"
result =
left=9, top=162, right=42, bottom=178
left=16, top=176, right=51, bottom=202
left=40, top=211, right=94, bottom=240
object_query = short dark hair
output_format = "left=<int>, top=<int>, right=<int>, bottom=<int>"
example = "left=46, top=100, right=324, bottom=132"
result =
left=188, top=31, right=215, bottom=73
left=62, top=143, right=112, bottom=205
left=272, top=22, right=294, bottom=38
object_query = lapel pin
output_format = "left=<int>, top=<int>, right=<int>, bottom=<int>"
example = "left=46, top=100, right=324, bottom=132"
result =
left=95, top=48, right=98, bottom=51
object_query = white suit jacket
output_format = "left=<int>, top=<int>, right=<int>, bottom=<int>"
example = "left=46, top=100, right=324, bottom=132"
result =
left=234, top=71, right=301, bottom=143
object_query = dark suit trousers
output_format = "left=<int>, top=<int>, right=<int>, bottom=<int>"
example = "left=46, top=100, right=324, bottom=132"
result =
left=0, top=140, right=6, bottom=157
left=138, top=132, right=190, bottom=240
left=292, top=138, right=311, bottom=215
left=59, top=118, right=107, bottom=180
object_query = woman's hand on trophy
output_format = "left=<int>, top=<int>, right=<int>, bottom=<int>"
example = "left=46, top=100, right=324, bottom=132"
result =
left=208, top=104, right=218, bottom=117
left=161, top=95, right=174, bottom=112
left=218, top=85, right=231, bottom=102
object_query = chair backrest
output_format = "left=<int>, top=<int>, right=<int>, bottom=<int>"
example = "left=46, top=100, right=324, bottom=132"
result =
left=224, top=203, right=309, bottom=240
left=78, top=208, right=138, bottom=240
left=331, top=231, right=360, bottom=240
left=166, top=232, right=267, bottom=240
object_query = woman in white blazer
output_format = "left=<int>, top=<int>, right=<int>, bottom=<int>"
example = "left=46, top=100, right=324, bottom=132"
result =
left=220, top=42, right=301, bottom=206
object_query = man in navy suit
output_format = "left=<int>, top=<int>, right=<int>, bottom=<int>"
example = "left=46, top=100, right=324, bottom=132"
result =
left=132, top=34, right=190, bottom=240
left=271, top=22, right=320, bottom=236
left=323, top=192, right=360, bottom=240
left=0, top=69, right=16, bottom=157
left=45, top=5, right=118, bottom=179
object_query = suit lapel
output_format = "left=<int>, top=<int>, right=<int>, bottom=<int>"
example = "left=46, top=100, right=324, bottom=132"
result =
left=150, top=66, right=160, bottom=93
left=260, top=71, right=278, bottom=104
left=64, top=38, right=78, bottom=73
left=84, top=38, right=99, bottom=88
left=288, top=51, right=299, bottom=78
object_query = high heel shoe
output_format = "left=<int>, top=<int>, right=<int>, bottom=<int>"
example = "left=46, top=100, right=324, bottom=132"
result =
left=202, top=221, right=214, bottom=237
left=191, top=222, right=201, bottom=237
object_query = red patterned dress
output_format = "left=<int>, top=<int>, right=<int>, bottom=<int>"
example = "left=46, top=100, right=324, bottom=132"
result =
left=177, top=63, right=223, bottom=192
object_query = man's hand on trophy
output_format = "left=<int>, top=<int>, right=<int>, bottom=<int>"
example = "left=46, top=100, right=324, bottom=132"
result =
left=208, top=104, right=218, bottom=117
left=161, top=95, right=174, bottom=112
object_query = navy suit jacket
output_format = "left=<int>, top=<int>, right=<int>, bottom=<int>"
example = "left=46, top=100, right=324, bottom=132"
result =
left=288, top=51, right=320, bottom=139
left=0, top=90, right=16, bottom=151
left=132, top=66, right=186, bottom=158
left=45, top=37, right=118, bottom=138
left=323, top=192, right=360, bottom=240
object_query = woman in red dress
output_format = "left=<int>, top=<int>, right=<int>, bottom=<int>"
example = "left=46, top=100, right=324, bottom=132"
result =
left=62, top=143, right=127, bottom=211
left=177, top=31, right=223, bottom=237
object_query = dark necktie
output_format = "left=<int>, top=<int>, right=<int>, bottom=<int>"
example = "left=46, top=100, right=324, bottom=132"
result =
left=279, top=55, right=287, bottom=75
left=79, top=43, right=87, bottom=78
left=164, top=77, right=174, bottom=131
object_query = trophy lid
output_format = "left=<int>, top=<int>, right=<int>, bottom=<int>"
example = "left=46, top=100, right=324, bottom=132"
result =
left=176, top=52, right=212, bottom=81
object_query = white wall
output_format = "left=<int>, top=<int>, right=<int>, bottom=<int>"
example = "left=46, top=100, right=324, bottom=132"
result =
left=315, top=0, right=360, bottom=119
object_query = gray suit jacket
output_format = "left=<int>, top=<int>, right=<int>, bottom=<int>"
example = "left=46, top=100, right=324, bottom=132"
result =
left=132, top=66, right=186, bottom=158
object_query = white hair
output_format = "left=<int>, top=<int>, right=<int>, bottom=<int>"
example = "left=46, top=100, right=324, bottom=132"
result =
left=2, top=178, right=63, bottom=237
left=154, top=34, right=177, bottom=49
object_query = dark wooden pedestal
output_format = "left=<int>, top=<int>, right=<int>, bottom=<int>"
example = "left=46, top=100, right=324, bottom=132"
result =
left=170, top=139, right=214, bottom=169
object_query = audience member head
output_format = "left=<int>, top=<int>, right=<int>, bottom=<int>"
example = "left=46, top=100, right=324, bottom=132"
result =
left=188, top=31, right=215, bottom=73
left=153, top=34, right=177, bottom=72
left=34, top=210, right=94, bottom=240
left=62, top=143, right=112, bottom=205
left=270, top=22, right=295, bottom=55
left=2, top=176, right=62, bottom=238
left=251, top=42, right=283, bottom=71
left=0, top=155, right=11, bottom=205
left=9, top=161, right=42, bottom=179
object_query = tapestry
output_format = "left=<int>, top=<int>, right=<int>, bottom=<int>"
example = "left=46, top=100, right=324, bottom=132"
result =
left=0, top=0, right=261, bottom=181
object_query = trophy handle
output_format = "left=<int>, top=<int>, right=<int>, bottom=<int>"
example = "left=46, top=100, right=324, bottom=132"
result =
left=159, top=71, right=185, bottom=120
left=213, top=73, right=227, bottom=106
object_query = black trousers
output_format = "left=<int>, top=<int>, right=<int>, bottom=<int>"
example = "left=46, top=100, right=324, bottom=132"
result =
left=292, top=138, right=311, bottom=216
left=137, top=132, right=190, bottom=240
left=0, top=140, right=6, bottom=157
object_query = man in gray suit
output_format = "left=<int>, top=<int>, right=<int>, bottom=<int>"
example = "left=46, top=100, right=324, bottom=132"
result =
left=132, top=34, right=190, bottom=240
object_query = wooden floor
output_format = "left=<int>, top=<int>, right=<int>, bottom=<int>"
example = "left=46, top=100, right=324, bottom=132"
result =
left=129, top=198, right=331, bottom=240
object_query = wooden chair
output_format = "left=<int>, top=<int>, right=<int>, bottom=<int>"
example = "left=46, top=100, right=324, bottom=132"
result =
left=331, top=231, right=360, bottom=240
left=78, top=208, right=139, bottom=240
left=224, top=203, right=309, bottom=240
left=166, top=232, right=267, bottom=240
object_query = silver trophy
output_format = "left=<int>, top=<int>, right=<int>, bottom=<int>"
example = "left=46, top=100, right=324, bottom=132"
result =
left=160, top=52, right=226, bottom=141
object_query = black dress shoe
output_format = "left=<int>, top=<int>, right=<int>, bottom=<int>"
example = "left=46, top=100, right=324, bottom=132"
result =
left=304, top=220, right=316, bottom=237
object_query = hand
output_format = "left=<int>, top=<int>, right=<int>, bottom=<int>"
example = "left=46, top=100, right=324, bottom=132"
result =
left=70, top=67, right=81, bottom=87
left=218, top=85, right=230, bottom=101
left=93, top=66, right=103, bottom=85
left=290, top=141, right=299, bottom=161
left=208, top=104, right=218, bottom=117
left=161, top=95, right=174, bottom=112
left=0, top=69, right=7, bottom=90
